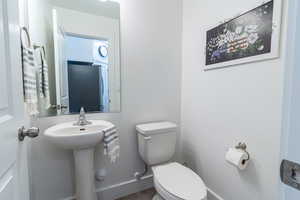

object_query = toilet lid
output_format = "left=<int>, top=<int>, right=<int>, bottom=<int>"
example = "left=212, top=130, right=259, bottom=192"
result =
left=152, top=163, right=207, bottom=200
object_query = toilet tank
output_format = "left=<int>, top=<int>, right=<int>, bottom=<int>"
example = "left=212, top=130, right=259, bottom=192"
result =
left=136, top=122, right=177, bottom=166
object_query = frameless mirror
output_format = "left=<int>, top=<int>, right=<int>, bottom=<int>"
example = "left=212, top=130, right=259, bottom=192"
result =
left=25, top=0, right=121, bottom=117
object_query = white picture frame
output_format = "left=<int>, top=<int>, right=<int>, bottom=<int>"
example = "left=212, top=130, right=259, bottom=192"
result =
left=204, top=0, right=283, bottom=70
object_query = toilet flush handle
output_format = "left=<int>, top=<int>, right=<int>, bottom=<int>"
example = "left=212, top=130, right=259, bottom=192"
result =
left=144, top=135, right=151, bottom=141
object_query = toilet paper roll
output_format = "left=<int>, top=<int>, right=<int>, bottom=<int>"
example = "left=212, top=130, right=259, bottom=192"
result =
left=225, top=148, right=249, bottom=170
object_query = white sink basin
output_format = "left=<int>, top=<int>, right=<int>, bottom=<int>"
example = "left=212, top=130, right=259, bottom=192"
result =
left=44, top=120, right=115, bottom=200
left=44, top=120, right=114, bottom=149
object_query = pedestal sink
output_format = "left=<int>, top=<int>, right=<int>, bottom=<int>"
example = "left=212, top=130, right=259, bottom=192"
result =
left=44, top=120, right=115, bottom=200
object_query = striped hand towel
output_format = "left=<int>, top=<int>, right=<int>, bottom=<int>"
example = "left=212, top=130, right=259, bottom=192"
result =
left=37, top=47, right=50, bottom=109
left=103, top=126, right=120, bottom=163
left=22, top=45, right=39, bottom=116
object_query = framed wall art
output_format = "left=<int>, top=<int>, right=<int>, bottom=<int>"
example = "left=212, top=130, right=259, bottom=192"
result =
left=204, top=0, right=282, bottom=70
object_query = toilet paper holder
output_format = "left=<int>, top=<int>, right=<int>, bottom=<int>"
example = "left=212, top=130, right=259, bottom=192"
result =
left=235, top=142, right=250, bottom=162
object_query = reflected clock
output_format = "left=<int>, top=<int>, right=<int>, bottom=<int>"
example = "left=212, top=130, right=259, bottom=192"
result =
left=98, top=45, right=108, bottom=57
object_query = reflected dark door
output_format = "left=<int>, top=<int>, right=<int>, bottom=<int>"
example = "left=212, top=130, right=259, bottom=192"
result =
left=68, top=61, right=102, bottom=113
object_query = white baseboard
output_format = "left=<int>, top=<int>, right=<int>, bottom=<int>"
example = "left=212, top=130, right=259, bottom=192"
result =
left=61, top=174, right=153, bottom=200
left=207, top=187, right=225, bottom=200
left=62, top=176, right=224, bottom=200
left=61, top=197, right=75, bottom=200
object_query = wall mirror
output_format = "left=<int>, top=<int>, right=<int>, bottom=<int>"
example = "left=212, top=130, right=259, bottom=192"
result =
left=24, top=0, right=121, bottom=117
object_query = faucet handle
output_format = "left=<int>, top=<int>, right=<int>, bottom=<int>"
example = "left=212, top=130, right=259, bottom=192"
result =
left=73, top=107, right=92, bottom=126
left=80, top=107, right=85, bottom=115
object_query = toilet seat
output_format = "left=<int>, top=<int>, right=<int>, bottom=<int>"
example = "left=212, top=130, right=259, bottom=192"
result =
left=152, top=162, right=207, bottom=200
left=154, top=177, right=183, bottom=200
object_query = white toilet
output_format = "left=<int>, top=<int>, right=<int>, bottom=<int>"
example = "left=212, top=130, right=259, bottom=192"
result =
left=136, top=122, right=207, bottom=200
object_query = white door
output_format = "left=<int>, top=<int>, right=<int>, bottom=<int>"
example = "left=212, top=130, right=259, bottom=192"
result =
left=53, top=9, right=69, bottom=113
left=58, top=29, right=69, bottom=112
left=0, top=0, right=30, bottom=200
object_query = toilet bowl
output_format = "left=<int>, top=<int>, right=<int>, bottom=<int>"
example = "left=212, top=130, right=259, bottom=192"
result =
left=136, top=122, right=207, bottom=200
left=152, top=162, right=207, bottom=200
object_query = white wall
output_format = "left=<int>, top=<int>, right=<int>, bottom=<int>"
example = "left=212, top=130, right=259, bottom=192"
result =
left=29, top=0, right=182, bottom=199
left=66, top=36, right=95, bottom=62
left=181, top=0, right=288, bottom=200
left=51, top=0, right=120, bottom=19
left=65, top=36, right=107, bottom=63
left=27, top=0, right=56, bottom=105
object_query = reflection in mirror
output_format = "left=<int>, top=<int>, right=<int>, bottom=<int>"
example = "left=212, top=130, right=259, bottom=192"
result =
left=65, top=36, right=110, bottom=113
left=26, top=0, right=121, bottom=117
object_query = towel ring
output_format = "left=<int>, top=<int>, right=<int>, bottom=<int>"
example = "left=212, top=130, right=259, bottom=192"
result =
left=37, top=46, right=46, bottom=59
left=33, top=44, right=46, bottom=59
left=41, top=46, right=46, bottom=59
left=20, top=27, right=32, bottom=48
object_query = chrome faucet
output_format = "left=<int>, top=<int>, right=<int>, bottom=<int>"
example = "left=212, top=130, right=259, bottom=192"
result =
left=74, top=107, right=92, bottom=126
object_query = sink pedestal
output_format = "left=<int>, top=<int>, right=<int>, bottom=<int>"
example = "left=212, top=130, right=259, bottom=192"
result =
left=74, top=149, right=97, bottom=200
left=44, top=120, right=115, bottom=200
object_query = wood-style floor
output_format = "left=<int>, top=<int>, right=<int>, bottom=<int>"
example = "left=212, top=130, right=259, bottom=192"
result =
left=116, top=188, right=156, bottom=200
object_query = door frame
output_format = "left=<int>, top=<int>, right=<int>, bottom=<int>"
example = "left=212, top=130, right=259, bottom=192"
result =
left=280, top=0, right=300, bottom=199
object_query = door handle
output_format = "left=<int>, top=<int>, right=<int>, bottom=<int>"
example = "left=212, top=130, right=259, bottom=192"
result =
left=60, top=105, right=68, bottom=109
left=18, top=126, right=39, bottom=141
left=143, top=136, right=151, bottom=141
left=51, top=105, right=68, bottom=110
left=281, top=160, right=300, bottom=190
left=290, top=167, right=300, bottom=183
